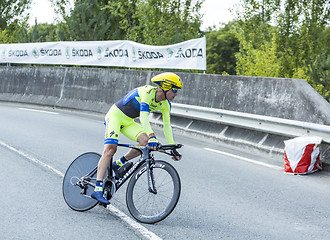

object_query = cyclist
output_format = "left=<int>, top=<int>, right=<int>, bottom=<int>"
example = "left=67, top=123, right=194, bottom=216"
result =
left=91, top=72, right=183, bottom=204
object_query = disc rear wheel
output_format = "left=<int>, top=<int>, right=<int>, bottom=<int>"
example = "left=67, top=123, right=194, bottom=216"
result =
left=62, top=152, right=101, bottom=211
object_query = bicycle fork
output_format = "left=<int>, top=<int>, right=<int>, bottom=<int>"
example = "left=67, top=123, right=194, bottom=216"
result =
left=147, top=158, right=157, bottom=194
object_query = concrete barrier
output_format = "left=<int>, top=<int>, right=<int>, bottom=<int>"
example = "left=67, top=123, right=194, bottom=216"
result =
left=0, top=66, right=151, bottom=112
left=1, top=66, right=329, bottom=124
left=1, top=66, right=329, bottom=168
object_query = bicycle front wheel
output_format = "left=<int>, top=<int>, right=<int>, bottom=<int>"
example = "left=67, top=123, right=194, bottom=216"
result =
left=126, top=160, right=181, bottom=224
left=62, top=152, right=100, bottom=212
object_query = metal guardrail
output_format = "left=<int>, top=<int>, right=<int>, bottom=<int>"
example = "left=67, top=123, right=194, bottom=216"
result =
left=170, top=103, right=330, bottom=144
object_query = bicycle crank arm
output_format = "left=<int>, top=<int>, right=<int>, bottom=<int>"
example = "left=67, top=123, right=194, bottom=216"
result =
left=80, top=194, right=93, bottom=199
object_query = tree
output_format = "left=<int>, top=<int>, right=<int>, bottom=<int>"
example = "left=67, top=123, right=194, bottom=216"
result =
left=50, top=0, right=72, bottom=21
left=233, top=0, right=286, bottom=77
left=138, top=0, right=204, bottom=45
left=206, top=23, right=240, bottom=75
left=103, top=0, right=140, bottom=40
left=233, top=0, right=329, bottom=78
left=53, top=0, right=204, bottom=43
left=0, top=29, right=13, bottom=43
left=235, top=33, right=282, bottom=77
left=307, top=52, right=330, bottom=102
left=0, top=0, right=31, bottom=31
left=60, top=0, right=123, bottom=41
left=276, top=0, right=329, bottom=77
left=234, top=0, right=281, bottom=49
left=0, top=0, right=31, bottom=43
left=105, top=0, right=204, bottom=45
left=29, top=21, right=59, bottom=42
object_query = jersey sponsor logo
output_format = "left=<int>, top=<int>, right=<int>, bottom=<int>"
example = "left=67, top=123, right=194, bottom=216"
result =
left=146, top=88, right=154, bottom=94
left=106, top=130, right=115, bottom=138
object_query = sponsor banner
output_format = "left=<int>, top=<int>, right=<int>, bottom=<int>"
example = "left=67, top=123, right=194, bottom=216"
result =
left=0, top=37, right=206, bottom=70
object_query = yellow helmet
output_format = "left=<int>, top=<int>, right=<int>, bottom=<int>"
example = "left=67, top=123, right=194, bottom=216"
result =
left=151, top=72, right=182, bottom=91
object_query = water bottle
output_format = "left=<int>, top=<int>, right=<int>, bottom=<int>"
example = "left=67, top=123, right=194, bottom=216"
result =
left=118, top=161, right=133, bottom=178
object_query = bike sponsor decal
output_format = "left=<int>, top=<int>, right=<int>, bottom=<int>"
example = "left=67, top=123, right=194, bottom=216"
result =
left=136, top=166, right=147, bottom=180
left=154, top=163, right=165, bottom=169
left=134, top=163, right=165, bottom=180
left=117, top=161, right=142, bottom=184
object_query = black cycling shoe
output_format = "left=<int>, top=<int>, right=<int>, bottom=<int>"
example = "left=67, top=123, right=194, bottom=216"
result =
left=112, top=161, right=121, bottom=179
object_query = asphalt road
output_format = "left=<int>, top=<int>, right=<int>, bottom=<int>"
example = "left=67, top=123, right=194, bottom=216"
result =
left=1, top=102, right=329, bottom=240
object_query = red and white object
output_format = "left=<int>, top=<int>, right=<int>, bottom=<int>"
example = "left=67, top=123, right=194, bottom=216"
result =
left=284, top=136, right=322, bottom=174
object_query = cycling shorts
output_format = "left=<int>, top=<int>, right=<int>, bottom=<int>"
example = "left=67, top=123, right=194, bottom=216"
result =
left=104, top=105, right=145, bottom=145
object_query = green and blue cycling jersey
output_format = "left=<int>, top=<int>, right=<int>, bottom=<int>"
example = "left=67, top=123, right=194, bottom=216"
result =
left=104, top=85, right=174, bottom=145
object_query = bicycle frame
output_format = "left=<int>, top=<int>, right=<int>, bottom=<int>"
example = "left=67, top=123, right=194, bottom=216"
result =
left=110, top=144, right=154, bottom=190
left=76, top=144, right=156, bottom=200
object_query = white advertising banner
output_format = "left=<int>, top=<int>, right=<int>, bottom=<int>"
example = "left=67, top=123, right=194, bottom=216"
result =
left=0, top=37, right=206, bottom=70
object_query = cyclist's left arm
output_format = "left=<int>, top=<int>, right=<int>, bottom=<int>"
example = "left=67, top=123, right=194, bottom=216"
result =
left=161, top=111, right=174, bottom=144
left=161, top=106, right=182, bottom=160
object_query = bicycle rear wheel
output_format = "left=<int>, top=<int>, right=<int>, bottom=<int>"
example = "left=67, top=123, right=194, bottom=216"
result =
left=62, top=152, right=100, bottom=211
left=126, top=160, right=181, bottom=224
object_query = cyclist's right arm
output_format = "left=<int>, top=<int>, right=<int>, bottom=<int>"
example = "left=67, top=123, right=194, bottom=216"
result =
left=140, top=106, right=159, bottom=148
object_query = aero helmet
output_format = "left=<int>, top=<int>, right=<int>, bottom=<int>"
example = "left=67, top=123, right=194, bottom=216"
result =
left=151, top=72, right=182, bottom=91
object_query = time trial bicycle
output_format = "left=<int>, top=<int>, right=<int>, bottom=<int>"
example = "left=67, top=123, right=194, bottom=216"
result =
left=62, top=143, right=182, bottom=224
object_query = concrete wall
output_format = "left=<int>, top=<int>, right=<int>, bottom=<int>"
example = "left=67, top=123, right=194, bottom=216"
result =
left=180, top=74, right=330, bottom=125
left=0, top=66, right=329, bottom=126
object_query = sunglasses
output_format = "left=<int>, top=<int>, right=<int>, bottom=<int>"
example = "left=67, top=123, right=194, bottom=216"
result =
left=172, top=88, right=179, bottom=93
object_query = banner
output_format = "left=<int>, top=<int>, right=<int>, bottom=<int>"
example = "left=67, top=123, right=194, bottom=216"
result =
left=0, top=37, right=206, bottom=70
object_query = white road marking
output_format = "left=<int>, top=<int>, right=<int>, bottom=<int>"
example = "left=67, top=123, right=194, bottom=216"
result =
left=0, top=140, right=64, bottom=177
left=0, top=140, right=162, bottom=240
left=204, top=147, right=282, bottom=170
left=108, top=205, right=162, bottom=240
left=18, top=107, right=59, bottom=115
